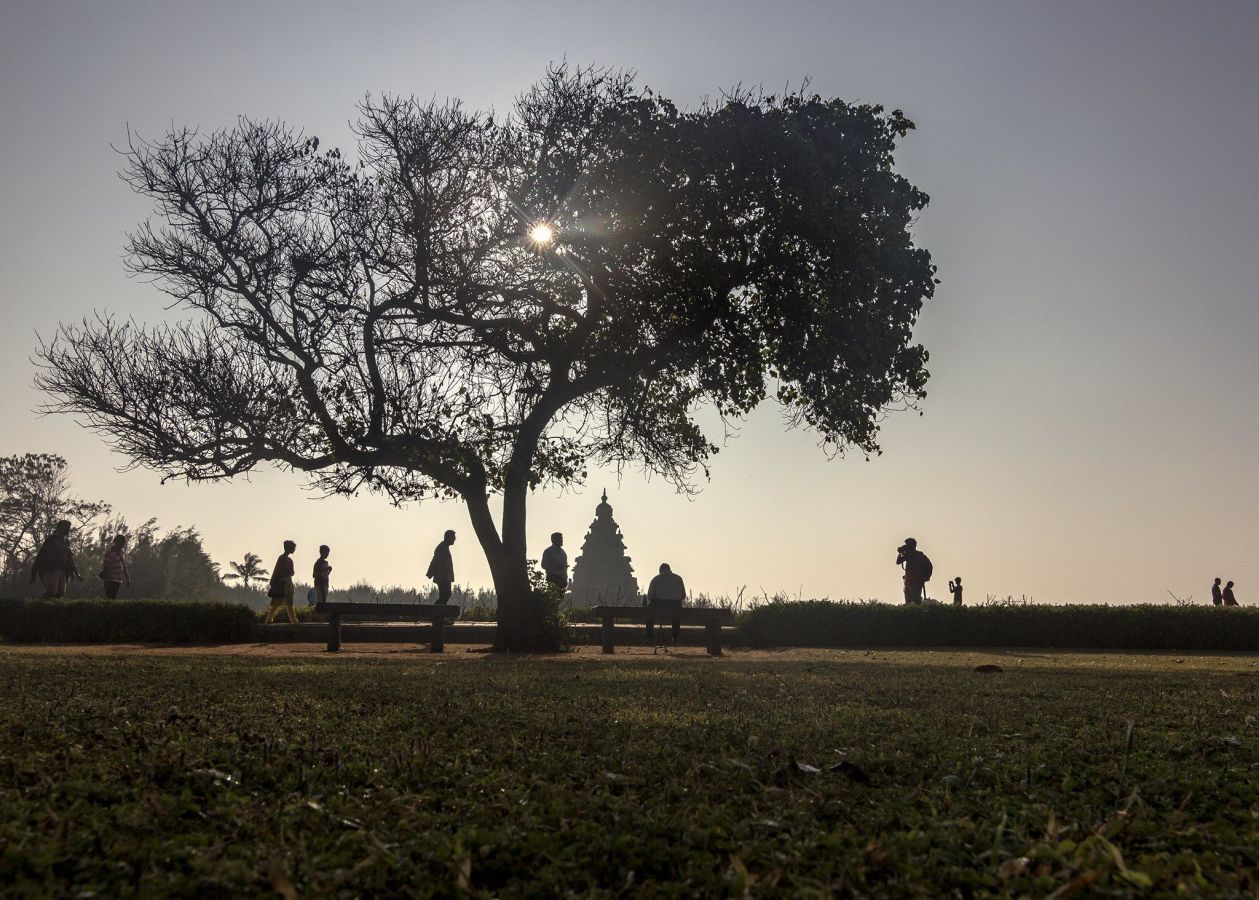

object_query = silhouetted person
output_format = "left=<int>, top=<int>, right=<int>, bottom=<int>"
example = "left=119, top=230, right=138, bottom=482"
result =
left=31, top=519, right=82, bottom=599
left=265, top=540, right=298, bottom=624
left=312, top=544, right=332, bottom=606
left=896, top=537, right=932, bottom=605
left=1222, top=580, right=1239, bottom=607
left=100, top=534, right=131, bottom=599
left=646, top=563, right=687, bottom=644
left=1211, top=577, right=1223, bottom=606
left=426, top=530, right=456, bottom=603
left=541, top=532, right=568, bottom=592
left=948, top=576, right=963, bottom=606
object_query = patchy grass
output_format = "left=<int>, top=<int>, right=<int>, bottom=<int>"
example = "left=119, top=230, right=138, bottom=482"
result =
left=0, top=648, right=1255, bottom=896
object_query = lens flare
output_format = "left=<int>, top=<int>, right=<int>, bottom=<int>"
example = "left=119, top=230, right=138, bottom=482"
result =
left=528, top=223, right=555, bottom=246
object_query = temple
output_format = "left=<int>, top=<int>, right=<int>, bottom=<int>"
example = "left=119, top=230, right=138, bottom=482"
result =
left=568, top=490, right=640, bottom=607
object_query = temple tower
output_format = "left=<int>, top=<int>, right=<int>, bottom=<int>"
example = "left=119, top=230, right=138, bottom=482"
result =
left=569, top=490, right=640, bottom=606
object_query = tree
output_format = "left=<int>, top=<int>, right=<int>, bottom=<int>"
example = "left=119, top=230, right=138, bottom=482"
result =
left=223, top=552, right=268, bottom=590
left=0, top=453, right=110, bottom=582
left=36, top=66, right=936, bottom=650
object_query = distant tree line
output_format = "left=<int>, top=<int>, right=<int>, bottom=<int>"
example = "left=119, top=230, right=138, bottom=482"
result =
left=0, top=452, right=502, bottom=608
left=0, top=453, right=227, bottom=600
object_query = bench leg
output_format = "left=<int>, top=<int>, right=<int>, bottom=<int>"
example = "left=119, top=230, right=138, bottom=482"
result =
left=431, top=616, right=445, bottom=653
left=705, top=619, right=722, bottom=657
left=328, top=612, right=341, bottom=652
left=601, top=615, right=615, bottom=654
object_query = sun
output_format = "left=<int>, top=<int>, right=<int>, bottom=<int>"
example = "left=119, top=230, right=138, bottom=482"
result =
left=528, top=223, right=555, bottom=247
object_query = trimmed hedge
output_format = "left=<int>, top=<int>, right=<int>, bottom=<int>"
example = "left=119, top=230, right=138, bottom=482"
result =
left=737, top=600, right=1259, bottom=651
left=0, top=599, right=259, bottom=644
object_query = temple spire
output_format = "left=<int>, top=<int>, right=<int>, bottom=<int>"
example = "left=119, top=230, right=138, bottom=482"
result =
left=570, top=490, right=639, bottom=606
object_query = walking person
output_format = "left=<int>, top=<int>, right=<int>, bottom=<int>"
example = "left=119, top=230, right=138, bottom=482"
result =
left=948, top=576, right=964, bottom=606
left=100, top=534, right=131, bottom=599
left=426, top=530, right=456, bottom=604
left=312, top=545, right=332, bottom=606
left=895, top=538, right=933, bottom=605
left=265, top=540, right=298, bottom=624
left=1211, top=577, right=1223, bottom=606
left=1222, top=580, right=1239, bottom=607
left=645, top=563, right=687, bottom=645
left=541, top=532, right=568, bottom=594
left=30, top=520, right=82, bottom=599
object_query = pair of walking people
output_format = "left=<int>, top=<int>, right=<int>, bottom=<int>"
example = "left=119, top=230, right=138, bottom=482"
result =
left=31, top=521, right=130, bottom=599
left=264, top=541, right=333, bottom=624
left=1210, top=578, right=1239, bottom=607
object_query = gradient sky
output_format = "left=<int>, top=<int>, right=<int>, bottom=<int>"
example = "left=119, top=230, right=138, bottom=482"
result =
left=2, top=0, right=1257, bottom=604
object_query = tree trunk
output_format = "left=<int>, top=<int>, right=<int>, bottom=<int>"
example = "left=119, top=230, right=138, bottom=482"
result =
left=464, top=487, right=558, bottom=652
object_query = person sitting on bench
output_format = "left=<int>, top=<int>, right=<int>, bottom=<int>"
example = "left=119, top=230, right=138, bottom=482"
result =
left=645, top=563, right=687, bottom=644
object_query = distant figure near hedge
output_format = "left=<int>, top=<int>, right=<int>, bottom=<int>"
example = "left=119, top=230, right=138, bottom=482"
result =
left=30, top=520, right=82, bottom=599
left=541, top=532, right=568, bottom=593
left=948, top=576, right=963, bottom=606
left=265, top=540, right=298, bottom=624
left=1211, top=577, right=1223, bottom=606
left=312, top=545, right=332, bottom=606
left=896, top=538, right=932, bottom=605
left=426, top=530, right=456, bottom=604
left=645, top=563, right=687, bottom=644
left=1222, top=581, right=1238, bottom=607
left=100, top=535, right=131, bottom=599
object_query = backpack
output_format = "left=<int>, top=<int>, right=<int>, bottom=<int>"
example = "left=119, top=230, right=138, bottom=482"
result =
left=917, top=553, right=933, bottom=583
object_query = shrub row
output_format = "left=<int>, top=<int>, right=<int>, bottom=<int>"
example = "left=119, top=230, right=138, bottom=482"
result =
left=0, top=599, right=259, bottom=644
left=737, top=600, right=1259, bottom=651
left=6, top=597, right=1257, bottom=651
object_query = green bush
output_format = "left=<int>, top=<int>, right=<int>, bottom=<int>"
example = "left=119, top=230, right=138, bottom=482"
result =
left=737, top=600, right=1259, bottom=651
left=0, top=598, right=258, bottom=644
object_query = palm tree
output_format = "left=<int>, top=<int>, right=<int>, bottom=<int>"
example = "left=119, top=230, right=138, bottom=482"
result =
left=223, top=552, right=268, bottom=590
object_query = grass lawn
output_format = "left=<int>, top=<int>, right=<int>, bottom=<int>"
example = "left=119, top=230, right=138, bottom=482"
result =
left=0, top=646, right=1256, bottom=896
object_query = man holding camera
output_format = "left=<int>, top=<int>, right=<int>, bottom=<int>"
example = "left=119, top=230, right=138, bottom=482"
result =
left=896, top=537, right=933, bottom=605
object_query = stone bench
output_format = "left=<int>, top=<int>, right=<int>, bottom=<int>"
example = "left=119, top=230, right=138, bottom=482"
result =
left=591, top=605, right=735, bottom=656
left=314, top=602, right=459, bottom=652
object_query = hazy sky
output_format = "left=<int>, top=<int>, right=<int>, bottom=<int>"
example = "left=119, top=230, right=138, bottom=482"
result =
left=2, top=0, right=1257, bottom=604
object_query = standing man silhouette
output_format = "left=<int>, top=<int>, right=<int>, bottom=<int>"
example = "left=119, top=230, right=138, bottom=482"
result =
left=312, top=545, right=332, bottom=606
left=1211, top=577, right=1223, bottom=606
left=896, top=538, right=932, bottom=605
left=948, top=576, right=964, bottom=606
left=1222, top=581, right=1239, bottom=607
left=541, top=532, right=568, bottom=593
left=426, top=530, right=456, bottom=604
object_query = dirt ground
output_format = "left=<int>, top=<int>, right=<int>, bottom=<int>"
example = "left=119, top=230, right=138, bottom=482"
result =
left=3, top=641, right=1257, bottom=674
left=1, top=641, right=764, bottom=662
